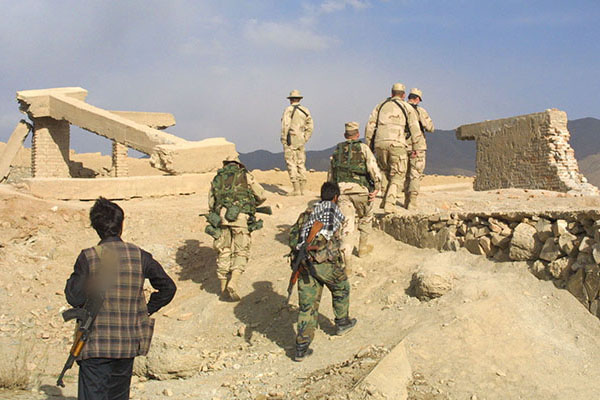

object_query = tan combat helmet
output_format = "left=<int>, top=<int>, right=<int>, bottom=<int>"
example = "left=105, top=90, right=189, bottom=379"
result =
left=391, top=83, right=406, bottom=92
left=223, top=153, right=241, bottom=163
left=409, top=88, right=423, bottom=101
left=344, top=121, right=360, bottom=137
left=287, top=89, right=303, bottom=99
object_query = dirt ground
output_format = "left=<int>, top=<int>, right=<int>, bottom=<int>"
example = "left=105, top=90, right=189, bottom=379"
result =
left=1, top=171, right=600, bottom=399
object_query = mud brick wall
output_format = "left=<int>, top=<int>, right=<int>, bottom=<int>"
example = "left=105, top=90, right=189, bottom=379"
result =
left=457, top=109, right=598, bottom=195
left=31, top=117, right=70, bottom=178
left=378, top=210, right=600, bottom=319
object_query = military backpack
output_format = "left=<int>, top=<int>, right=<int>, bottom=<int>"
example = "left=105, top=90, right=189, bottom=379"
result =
left=331, top=140, right=374, bottom=191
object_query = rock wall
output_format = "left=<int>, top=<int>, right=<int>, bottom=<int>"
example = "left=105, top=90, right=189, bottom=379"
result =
left=378, top=210, right=600, bottom=318
left=456, top=109, right=598, bottom=195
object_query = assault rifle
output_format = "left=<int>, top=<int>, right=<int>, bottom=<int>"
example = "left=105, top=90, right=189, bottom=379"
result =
left=57, top=295, right=104, bottom=387
left=286, top=220, right=323, bottom=303
left=198, top=205, right=272, bottom=217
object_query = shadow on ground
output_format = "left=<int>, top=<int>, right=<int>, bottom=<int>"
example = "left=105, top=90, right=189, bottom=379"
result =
left=261, top=183, right=288, bottom=195
left=175, top=239, right=220, bottom=297
left=39, top=384, right=77, bottom=400
left=233, top=281, right=336, bottom=360
left=275, top=224, right=292, bottom=246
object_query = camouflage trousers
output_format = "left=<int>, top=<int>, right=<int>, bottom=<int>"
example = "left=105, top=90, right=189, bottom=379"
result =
left=375, top=145, right=408, bottom=208
left=405, top=150, right=426, bottom=195
left=338, top=193, right=373, bottom=260
left=213, top=226, right=251, bottom=280
left=283, top=145, right=307, bottom=184
left=296, top=262, right=350, bottom=346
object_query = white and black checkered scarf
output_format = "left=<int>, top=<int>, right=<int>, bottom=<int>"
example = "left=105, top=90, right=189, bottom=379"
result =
left=299, top=200, right=345, bottom=246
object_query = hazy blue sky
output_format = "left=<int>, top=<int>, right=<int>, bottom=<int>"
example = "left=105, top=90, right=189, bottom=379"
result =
left=1, top=0, right=599, bottom=154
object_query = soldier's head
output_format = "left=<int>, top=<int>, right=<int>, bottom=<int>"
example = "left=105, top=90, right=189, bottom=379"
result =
left=391, top=82, right=406, bottom=99
left=408, top=88, right=423, bottom=104
left=222, top=153, right=244, bottom=168
left=320, top=182, right=340, bottom=203
left=287, top=89, right=303, bottom=104
left=344, top=121, right=360, bottom=140
left=90, top=197, right=124, bottom=239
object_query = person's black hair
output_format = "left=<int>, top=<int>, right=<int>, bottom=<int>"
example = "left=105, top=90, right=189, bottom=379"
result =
left=320, top=182, right=340, bottom=201
left=408, top=93, right=421, bottom=101
left=392, top=90, right=405, bottom=97
left=89, top=197, right=124, bottom=239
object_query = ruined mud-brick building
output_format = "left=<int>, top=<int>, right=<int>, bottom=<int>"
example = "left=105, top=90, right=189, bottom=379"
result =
left=457, top=109, right=598, bottom=195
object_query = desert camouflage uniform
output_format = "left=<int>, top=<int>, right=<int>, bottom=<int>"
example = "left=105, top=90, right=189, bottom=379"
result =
left=365, top=97, right=420, bottom=210
left=208, top=164, right=266, bottom=280
left=281, top=103, right=313, bottom=186
left=406, top=105, right=435, bottom=196
left=327, top=140, right=382, bottom=262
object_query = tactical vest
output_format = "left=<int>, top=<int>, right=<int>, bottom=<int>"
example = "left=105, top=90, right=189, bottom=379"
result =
left=212, top=162, right=257, bottom=215
left=331, top=140, right=374, bottom=191
left=81, top=241, right=154, bottom=359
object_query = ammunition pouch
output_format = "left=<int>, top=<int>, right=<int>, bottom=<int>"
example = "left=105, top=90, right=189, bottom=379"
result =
left=206, top=211, right=221, bottom=228
left=224, top=205, right=241, bottom=222
left=247, top=215, right=263, bottom=232
left=205, top=225, right=222, bottom=239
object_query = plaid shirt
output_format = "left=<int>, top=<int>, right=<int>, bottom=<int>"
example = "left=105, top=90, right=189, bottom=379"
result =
left=299, top=200, right=345, bottom=245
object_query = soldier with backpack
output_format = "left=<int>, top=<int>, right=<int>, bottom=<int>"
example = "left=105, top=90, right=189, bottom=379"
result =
left=328, top=121, right=382, bottom=270
left=205, top=155, right=267, bottom=301
left=290, top=182, right=357, bottom=361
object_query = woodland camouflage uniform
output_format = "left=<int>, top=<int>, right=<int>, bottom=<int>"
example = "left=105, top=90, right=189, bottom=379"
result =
left=208, top=158, right=266, bottom=300
left=328, top=122, right=382, bottom=268
left=281, top=90, right=314, bottom=195
left=405, top=88, right=435, bottom=209
left=365, top=83, right=421, bottom=213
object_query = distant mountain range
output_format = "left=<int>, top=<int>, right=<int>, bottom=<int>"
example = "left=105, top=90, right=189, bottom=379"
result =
left=240, top=118, right=600, bottom=187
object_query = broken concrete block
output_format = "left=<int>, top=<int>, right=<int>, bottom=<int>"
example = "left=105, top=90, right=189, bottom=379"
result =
left=0, top=121, right=31, bottom=182
left=547, top=257, right=571, bottom=280
left=558, top=231, right=578, bottom=256
left=464, top=238, right=484, bottom=255
left=584, top=265, right=600, bottom=302
left=535, top=218, right=554, bottom=242
left=579, top=237, right=595, bottom=254
left=566, top=268, right=587, bottom=305
left=553, top=219, right=569, bottom=236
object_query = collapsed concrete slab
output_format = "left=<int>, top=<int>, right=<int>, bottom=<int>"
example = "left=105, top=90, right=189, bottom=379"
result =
left=16, top=87, right=236, bottom=176
left=456, top=109, right=598, bottom=195
left=22, top=174, right=214, bottom=200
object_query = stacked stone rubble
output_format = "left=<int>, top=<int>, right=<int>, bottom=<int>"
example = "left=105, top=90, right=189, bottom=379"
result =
left=379, top=210, right=600, bottom=318
left=457, top=109, right=598, bottom=195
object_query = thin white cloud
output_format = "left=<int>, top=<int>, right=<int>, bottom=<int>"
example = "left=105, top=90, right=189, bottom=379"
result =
left=319, top=0, right=369, bottom=14
left=244, top=19, right=338, bottom=51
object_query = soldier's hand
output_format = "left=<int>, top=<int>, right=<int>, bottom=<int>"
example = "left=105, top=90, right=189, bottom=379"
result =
left=410, top=151, right=417, bottom=159
left=368, top=190, right=379, bottom=202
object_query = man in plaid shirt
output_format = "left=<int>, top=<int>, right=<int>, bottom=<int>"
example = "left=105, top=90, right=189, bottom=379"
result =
left=294, top=182, right=357, bottom=361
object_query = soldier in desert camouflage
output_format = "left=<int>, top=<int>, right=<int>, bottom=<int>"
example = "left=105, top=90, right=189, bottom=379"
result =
left=365, top=83, right=421, bottom=213
left=405, top=88, right=435, bottom=210
left=281, top=90, right=314, bottom=196
left=328, top=122, right=382, bottom=271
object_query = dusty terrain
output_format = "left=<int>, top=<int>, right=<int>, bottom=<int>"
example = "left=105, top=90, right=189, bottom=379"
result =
left=1, top=171, right=600, bottom=399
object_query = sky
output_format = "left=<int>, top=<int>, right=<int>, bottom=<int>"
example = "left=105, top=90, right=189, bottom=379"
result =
left=1, top=0, right=599, bottom=154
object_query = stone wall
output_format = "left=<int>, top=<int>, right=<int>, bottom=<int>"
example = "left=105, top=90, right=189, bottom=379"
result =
left=456, top=109, right=598, bottom=195
left=31, top=117, right=70, bottom=178
left=378, top=210, right=600, bottom=318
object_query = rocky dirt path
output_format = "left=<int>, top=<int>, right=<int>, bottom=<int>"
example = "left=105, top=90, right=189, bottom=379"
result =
left=2, top=173, right=600, bottom=399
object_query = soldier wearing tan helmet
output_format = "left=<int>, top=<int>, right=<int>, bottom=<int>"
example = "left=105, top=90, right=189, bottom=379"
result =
left=365, top=83, right=421, bottom=214
left=405, top=88, right=435, bottom=210
left=328, top=121, right=382, bottom=270
left=281, top=90, right=314, bottom=196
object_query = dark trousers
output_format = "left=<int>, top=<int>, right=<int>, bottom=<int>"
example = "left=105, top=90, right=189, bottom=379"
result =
left=77, top=358, right=134, bottom=400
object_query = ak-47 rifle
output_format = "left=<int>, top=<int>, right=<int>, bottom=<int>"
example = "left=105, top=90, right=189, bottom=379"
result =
left=56, top=293, right=104, bottom=387
left=286, top=220, right=323, bottom=303
left=199, top=205, right=272, bottom=218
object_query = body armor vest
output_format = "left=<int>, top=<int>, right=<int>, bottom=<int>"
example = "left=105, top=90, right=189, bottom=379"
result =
left=212, top=163, right=257, bottom=215
left=331, top=141, right=373, bottom=191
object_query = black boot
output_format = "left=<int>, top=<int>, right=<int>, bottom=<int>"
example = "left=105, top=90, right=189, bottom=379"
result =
left=335, top=317, right=357, bottom=336
left=294, top=342, right=313, bottom=362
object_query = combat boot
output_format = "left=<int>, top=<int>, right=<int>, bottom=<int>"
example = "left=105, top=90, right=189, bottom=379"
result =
left=287, top=182, right=301, bottom=196
left=335, top=317, right=357, bottom=336
left=294, top=342, right=313, bottom=362
left=219, top=279, right=228, bottom=300
left=299, top=181, right=306, bottom=195
left=358, top=233, right=373, bottom=258
left=406, top=193, right=418, bottom=210
left=226, top=270, right=242, bottom=301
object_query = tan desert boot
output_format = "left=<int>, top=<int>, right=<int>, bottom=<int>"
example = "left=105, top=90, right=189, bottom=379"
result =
left=219, top=279, right=228, bottom=300
left=406, top=193, right=418, bottom=210
left=226, top=270, right=242, bottom=301
left=287, top=182, right=301, bottom=196
left=358, top=233, right=373, bottom=257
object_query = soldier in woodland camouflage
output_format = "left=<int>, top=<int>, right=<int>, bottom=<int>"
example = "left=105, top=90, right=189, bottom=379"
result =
left=207, top=155, right=266, bottom=301
left=328, top=122, right=382, bottom=271
left=365, top=83, right=421, bottom=213
left=405, top=88, right=435, bottom=210
left=281, top=90, right=314, bottom=196
left=294, top=182, right=356, bottom=361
